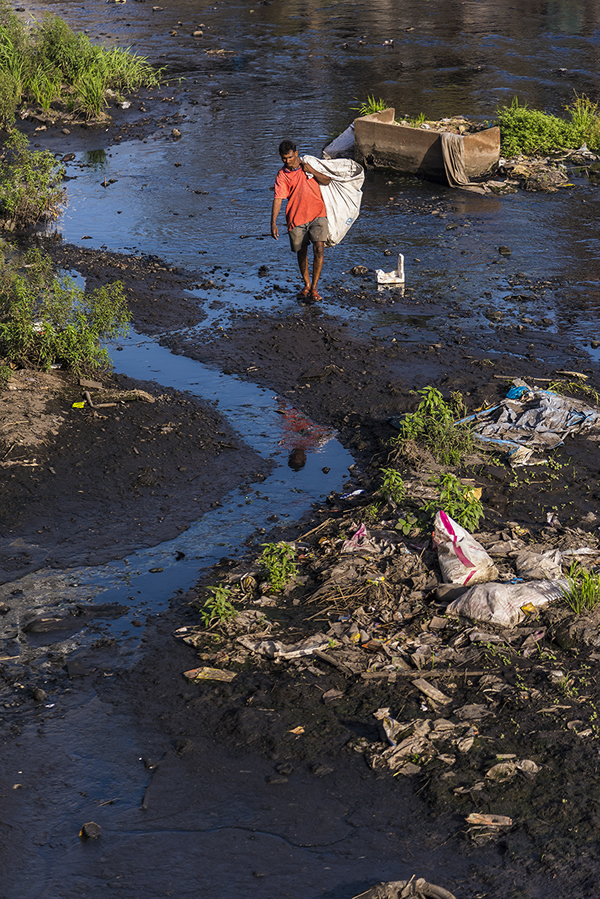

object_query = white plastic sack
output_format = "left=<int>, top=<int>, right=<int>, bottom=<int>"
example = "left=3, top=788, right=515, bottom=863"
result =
left=302, top=154, right=364, bottom=247
left=433, top=510, right=498, bottom=587
left=446, top=579, right=567, bottom=627
left=514, top=549, right=562, bottom=581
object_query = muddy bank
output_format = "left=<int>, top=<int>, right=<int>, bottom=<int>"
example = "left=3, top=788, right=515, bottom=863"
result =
left=0, top=365, right=270, bottom=582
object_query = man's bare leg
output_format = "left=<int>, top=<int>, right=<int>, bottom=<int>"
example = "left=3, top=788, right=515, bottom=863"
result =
left=297, top=246, right=311, bottom=291
left=310, top=241, right=325, bottom=293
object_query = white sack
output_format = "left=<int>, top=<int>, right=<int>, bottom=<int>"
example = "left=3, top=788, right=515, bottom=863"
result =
left=433, top=510, right=498, bottom=586
left=446, top=579, right=567, bottom=627
left=514, top=549, right=563, bottom=581
left=302, top=154, right=364, bottom=247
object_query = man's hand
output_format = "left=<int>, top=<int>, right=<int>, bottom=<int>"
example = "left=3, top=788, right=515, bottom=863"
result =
left=300, top=161, right=331, bottom=185
left=271, top=198, right=282, bottom=239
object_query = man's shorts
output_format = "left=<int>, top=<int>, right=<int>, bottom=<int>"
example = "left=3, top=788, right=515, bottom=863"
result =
left=288, top=216, right=328, bottom=253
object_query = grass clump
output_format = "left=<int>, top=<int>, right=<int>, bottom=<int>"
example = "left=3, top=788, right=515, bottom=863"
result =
left=497, top=94, right=600, bottom=157
left=199, top=585, right=237, bottom=628
left=0, top=130, right=65, bottom=227
left=561, top=562, right=600, bottom=615
left=352, top=94, right=387, bottom=116
left=424, top=472, right=484, bottom=531
left=0, top=2, right=162, bottom=124
left=0, top=246, right=130, bottom=372
left=391, top=386, right=474, bottom=466
left=259, top=541, right=298, bottom=592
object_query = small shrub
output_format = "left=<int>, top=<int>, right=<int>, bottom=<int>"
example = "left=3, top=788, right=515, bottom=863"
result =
left=0, top=130, right=65, bottom=228
left=379, top=466, right=406, bottom=504
left=199, top=585, right=237, bottom=628
left=259, top=541, right=298, bottom=592
left=561, top=562, right=600, bottom=615
left=424, top=472, right=484, bottom=531
left=0, top=246, right=130, bottom=372
left=391, top=386, right=473, bottom=466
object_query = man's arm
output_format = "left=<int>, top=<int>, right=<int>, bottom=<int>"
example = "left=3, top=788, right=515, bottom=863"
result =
left=300, top=161, right=331, bottom=185
left=271, top=197, right=282, bottom=239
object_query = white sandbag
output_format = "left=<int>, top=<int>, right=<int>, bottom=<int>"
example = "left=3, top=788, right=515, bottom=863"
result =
left=446, top=579, right=567, bottom=627
left=302, top=154, right=364, bottom=247
left=433, top=510, right=498, bottom=586
left=514, top=549, right=562, bottom=581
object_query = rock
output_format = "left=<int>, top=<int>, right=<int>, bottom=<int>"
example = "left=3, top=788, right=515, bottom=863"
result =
left=171, top=129, right=182, bottom=139
left=498, top=246, right=511, bottom=256
left=79, top=822, right=101, bottom=840
left=351, top=265, right=368, bottom=276
left=0, top=603, right=10, bottom=614
left=32, top=688, right=47, bottom=702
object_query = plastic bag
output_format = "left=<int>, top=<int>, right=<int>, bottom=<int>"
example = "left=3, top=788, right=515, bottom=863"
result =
left=301, top=154, right=364, bottom=247
left=433, top=510, right=498, bottom=586
left=514, top=549, right=562, bottom=580
left=446, top=579, right=567, bottom=627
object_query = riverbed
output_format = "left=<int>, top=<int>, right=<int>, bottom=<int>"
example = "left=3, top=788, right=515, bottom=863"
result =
left=2, top=1, right=600, bottom=897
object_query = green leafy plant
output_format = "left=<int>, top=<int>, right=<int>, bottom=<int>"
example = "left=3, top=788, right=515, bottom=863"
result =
left=379, top=466, right=406, bottom=504
left=352, top=94, right=387, bottom=116
left=396, top=510, right=421, bottom=536
left=424, top=472, right=484, bottom=531
left=391, top=386, right=473, bottom=466
left=199, top=585, right=237, bottom=627
left=561, top=562, right=600, bottom=614
left=259, top=541, right=298, bottom=592
left=0, top=130, right=65, bottom=228
left=0, top=246, right=130, bottom=372
left=496, top=93, right=600, bottom=157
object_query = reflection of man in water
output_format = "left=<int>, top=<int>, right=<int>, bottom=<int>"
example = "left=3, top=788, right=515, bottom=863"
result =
left=270, top=140, right=331, bottom=302
left=288, top=448, right=307, bottom=471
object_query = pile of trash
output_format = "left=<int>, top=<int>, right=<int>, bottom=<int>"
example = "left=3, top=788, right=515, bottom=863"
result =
left=174, top=375, right=600, bottom=852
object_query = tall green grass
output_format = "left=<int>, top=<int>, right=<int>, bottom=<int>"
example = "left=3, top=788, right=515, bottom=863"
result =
left=0, top=1, right=162, bottom=123
left=497, top=94, right=600, bottom=157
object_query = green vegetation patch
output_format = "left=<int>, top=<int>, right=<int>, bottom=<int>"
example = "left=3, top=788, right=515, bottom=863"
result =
left=0, top=130, right=65, bottom=228
left=497, top=94, right=600, bottom=157
left=0, top=246, right=130, bottom=373
left=391, top=386, right=474, bottom=466
left=0, top=1, right=162, bottom=124
left=561, top=562, right=600, bottom=615
left=259, top=541, right=298, bottom=592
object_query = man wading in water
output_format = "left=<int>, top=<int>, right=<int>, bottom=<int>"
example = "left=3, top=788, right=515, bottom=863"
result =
left=271, top=140, right=331, bottom=302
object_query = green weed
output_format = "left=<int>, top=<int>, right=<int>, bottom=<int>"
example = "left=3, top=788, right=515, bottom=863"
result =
left=425, top=472, right=484, bottom=531
left=259, top=541, right=298, bottom=592
left=199, top=585, right=237, bottom=628
left=0, top=246, right=130, bottom=372
left=497, top=93, right=600, bottom=156
left=379, top=467, right=406, bottom=504
left=352, top=94, right=387, bottom=116
left=548, top=378, right=600, bottom=406
left=391, top=386, right=473, bottom=466
left=561, top=562, right=600, bottom=614
left=0, top=130, right=65, bottom=227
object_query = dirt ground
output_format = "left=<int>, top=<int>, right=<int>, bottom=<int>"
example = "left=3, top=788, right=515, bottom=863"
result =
left=3, top=238, right=600, bottom=897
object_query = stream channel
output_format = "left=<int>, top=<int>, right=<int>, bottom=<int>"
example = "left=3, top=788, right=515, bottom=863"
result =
left=4, top=1, right=600, bottom=897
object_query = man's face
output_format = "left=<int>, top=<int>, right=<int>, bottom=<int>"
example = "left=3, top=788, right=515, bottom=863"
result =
left=281, top=148, right=300, bottom=169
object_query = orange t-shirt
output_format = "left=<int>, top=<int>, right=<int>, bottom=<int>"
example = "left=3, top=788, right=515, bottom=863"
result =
left=274, top=165, right=327, bottom=230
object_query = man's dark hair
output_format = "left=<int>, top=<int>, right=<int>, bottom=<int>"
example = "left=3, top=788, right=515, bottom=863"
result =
left=279, top=139, right=296, bottom=156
